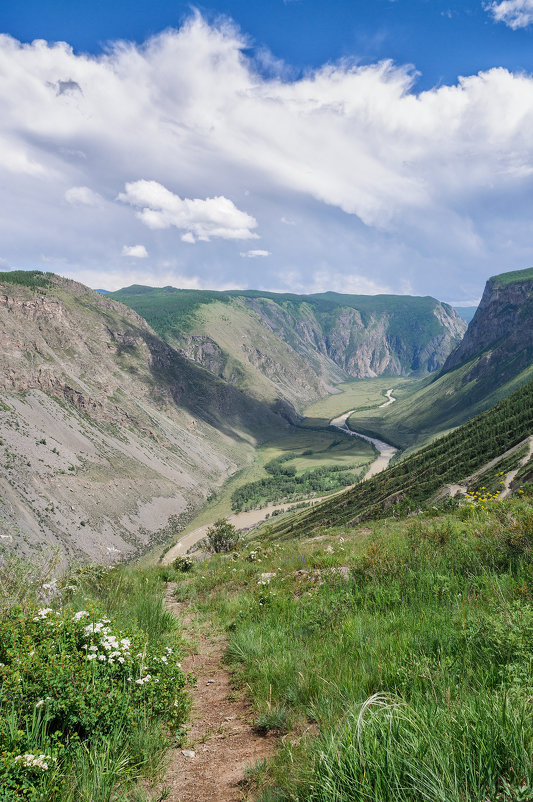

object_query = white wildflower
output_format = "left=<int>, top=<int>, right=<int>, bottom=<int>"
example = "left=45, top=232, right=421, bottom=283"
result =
left=73, top=610, right=89, bottom=621
left=86, top=654, right=97, bottom=661
left=14, top=753, right=57, bottom=771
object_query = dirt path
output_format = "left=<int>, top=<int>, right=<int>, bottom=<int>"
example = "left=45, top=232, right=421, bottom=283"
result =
left=436, top=435, right=533, bottom=501
left=330, top=411, right=398, bottom=479
left=379, top=388, right=396, bottom=408
left=499, top=435, right=533, bottom=499
left=159, top=588, right=276, bottom=801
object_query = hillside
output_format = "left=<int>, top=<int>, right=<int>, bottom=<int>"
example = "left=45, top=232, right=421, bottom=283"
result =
left=170, top=492, right=533, bottom=801
left=111, top=286, right=466, bottom=410
left=268, top=376, right=533, bottom=538
left=0, top=271, right=292, bottom=561
left=347, top=267, right=533, bottom=449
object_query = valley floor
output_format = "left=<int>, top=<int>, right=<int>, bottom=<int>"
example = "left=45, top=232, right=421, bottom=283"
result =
left=159, top=379, right=406, bottom=563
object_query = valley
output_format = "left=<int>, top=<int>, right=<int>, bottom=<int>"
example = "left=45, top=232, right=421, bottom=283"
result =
left=2, top=265, right=533, bottom=802
left=161, top=379, right=404, bottom=561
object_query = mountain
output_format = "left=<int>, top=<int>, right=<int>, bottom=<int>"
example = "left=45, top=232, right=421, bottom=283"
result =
left=0, top=271, right=292, bottom=561
left=111, top=286, right=466, bottom=411
left=442, top=267, right=533, bottom=376
left=269, top=375, right=533, bottom=539
left=346, top=267, right=533, bottom=449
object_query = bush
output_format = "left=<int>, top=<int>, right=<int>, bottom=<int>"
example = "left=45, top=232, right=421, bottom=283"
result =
left=172, top=556, right=194, bottom=572
left=206, top=519, right=240, bottom=553
left=0, top=571, right=189, bottom=800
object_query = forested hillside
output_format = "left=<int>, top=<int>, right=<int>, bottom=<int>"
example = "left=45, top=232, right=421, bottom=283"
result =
left=269, top=377, right=533, bottom=537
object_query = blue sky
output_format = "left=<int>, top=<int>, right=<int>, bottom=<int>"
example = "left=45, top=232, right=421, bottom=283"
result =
left=1, top=0, right=533, bottom=302
left=4, top=0, right=533, bottom=90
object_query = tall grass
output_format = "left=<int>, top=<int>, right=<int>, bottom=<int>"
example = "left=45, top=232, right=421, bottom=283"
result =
left=177, top=497, right=533, bottom=801
left=0, top=558, right=186, bottom=801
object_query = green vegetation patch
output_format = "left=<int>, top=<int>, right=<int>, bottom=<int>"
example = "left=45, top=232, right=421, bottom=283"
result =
left=0, top=557, right=188, bottom=801
left=111, top=285, right=230, bottom=336
left=0, top=270, right=52, bottom=289
left=491, top=266, right=533, bottom=288
left=176, top=495, right=533, bottom=801
left=231, top=456, right=364, bottom=511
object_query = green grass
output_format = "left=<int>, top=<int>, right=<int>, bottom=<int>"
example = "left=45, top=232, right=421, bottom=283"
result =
left=175, top=493, right=533, bottom=801
left=491, top=266, right=533, bottom=288
left=303, top=377, right=419, bottom=427
left=0, top=556, right=188, bottom=801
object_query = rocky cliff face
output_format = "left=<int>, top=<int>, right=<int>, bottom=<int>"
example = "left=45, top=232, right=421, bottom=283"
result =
left=118, top=287, right=466, bottom=412
left=442, top=270, right=533, bottom=382
left=0, top=275, right=290, bottom=561
left=240, top=295, right=466, bottom=382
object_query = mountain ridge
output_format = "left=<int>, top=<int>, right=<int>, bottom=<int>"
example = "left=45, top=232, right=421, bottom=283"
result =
left=111, top=285, right=466, bottom=411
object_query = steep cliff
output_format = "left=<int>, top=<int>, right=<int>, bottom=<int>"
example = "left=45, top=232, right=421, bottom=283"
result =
left=0, top=272, right=290, bottom=560
left=442, top=267, right=533, bottom=379
left=112, top=287, right=466, bottom=410
left=345, top=267, right=533, bottom=450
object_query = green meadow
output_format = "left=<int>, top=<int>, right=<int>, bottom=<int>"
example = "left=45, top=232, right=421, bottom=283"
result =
left=174, top=492, right=533, bottom=801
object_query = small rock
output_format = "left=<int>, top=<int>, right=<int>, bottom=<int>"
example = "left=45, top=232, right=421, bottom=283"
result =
left=181, top=749, right=196, bottom=759
left=206, top=679, right=215, bottom=685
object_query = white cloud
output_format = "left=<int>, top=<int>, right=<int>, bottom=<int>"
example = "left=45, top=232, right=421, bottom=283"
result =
left=240, top=249, right=270, bottom=258
left=118, top=180, right=258, bottom=242
left=1, top=16, right=533, bottom=300
left=281, top=216, right=296, bottom=225
left=122, top=244, right=148, bottom=258
left=65, top=186, right=103, bottom=206
left=485, top=0, right=533, bottom=28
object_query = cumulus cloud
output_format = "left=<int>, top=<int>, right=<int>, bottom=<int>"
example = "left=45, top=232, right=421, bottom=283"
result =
left=1, top=16, right=533, bottom=299
left=117, top=180, right=258, bottom=243
left=485, top=0, right=533, bottom=28
left=240, top=249, right=270, bottom=258
left=122, top=244, right=148, bottom=258
left=65, top=186, right=102, bottom=206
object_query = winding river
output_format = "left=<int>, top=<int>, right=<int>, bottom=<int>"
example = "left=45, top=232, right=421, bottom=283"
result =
left=329, top=408, right=398, bottom=479
left=163, top=389, right=399, bottom=562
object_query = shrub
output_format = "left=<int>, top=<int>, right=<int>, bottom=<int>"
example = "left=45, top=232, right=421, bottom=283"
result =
left=0, top=596, right=188, bottom=799
left=172, top=555, right=194, bottom=572
left=206, top=519, right=240, bottom=553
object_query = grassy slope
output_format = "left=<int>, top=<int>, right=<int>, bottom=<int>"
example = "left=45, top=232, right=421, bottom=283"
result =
left=491, top=265, right=533, bottom=287
left=268, top=377, right=533, bottom=538
left=175, top=493, right=533, bottom=802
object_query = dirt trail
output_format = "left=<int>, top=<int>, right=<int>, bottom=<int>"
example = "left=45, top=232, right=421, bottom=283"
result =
left=499, top=435, right=533, bottom=499
left=159, top=588, right=275, bottom=801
